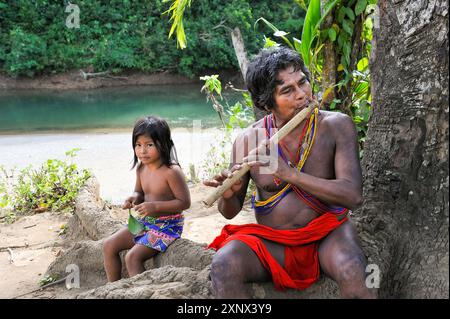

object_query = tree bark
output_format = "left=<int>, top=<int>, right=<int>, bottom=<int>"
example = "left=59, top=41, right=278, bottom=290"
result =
left=358, top=0, right=448, bottom=298
left=231, top=27, right=249, bottom=81
left=230, top=27, right=267, bottom=121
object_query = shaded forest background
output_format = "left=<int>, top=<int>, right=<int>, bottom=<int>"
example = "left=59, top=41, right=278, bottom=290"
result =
left=0, top=0, right=306, bottom=78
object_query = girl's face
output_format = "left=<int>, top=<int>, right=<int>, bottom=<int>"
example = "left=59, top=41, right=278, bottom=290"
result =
left=134, top=135, right=160, bottom=165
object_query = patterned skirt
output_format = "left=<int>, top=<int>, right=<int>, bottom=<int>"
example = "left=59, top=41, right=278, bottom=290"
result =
left=132, top=213, right=184, bottom=252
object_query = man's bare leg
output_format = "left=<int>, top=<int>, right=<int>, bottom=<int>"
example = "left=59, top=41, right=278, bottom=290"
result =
left=210, top=238, right=285, bottom=298
left=318, top=218, right=377, bottom=298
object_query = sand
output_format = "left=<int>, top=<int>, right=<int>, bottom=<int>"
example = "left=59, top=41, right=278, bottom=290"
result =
left=0, top=183, right=255, bottom=299
left=0, top=127, right=252, bottom=298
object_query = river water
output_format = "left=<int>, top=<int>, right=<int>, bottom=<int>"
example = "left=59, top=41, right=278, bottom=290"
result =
left=0, top=85, right=238, bottom=203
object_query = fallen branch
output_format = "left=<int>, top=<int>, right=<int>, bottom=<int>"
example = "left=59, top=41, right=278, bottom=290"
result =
left=11, top=275, right=69, bottom=299
left=0, top=240, right=61, bottom=252
left=79, top=70, right=128, bottom=81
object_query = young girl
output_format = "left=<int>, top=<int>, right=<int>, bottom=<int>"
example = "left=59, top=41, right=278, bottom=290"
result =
left=103, top=116, right=191, bottom=282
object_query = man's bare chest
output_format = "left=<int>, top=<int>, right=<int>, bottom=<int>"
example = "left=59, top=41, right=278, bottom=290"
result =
left=251, top=129, right=336, bottom=192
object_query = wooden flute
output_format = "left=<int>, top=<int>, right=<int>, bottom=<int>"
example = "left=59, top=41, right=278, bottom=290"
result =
left=202, top=99, right=318, bottom=207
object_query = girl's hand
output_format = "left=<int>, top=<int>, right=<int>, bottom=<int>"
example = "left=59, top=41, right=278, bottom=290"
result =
left=122, top=193, right=143, bottom=209
left=123, top=196, right=137, bottom=209
left=203, top=164, right=244, bottom=200
left=134, top=202, right=157, bottom=217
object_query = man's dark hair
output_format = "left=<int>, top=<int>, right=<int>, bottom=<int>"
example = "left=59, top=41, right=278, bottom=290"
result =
left=245, top=47, right=311, bottom=111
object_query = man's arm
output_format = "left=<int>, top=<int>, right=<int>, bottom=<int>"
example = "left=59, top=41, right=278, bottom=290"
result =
left=286, top=114, right=363, bottom=210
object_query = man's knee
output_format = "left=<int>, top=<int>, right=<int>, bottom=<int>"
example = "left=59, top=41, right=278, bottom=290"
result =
left=334, top=253, right=367, bottom=285
left=210, top=241, right=249, bottom=283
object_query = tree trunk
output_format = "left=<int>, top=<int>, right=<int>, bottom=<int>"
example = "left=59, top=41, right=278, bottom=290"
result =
left=230, top=27, right=268, bottom=121
left=231, top=27, right=249, bottom=81
left=358, top=0, right=448, bottom=298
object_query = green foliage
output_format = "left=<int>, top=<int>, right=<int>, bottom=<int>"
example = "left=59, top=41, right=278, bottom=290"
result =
left=39, top=274, right=60, bottom=287
left=254, top=0, right=376, bottom=152
left=5, top=27, right=47, bottom=77
left=127, top=209, right=145, bottom=235
left=0, top=0, right=305, bottom=78
left=200, top=74, right=225, bottom=127
left=164, top=0, right=193, bottom=49
left=0, top=149, right=90, bottom=220
left=199, top=75, right=255, bottom=179
left=58, top=223, right=69, bottom=236
left=200, top=74, right=222, bottom=97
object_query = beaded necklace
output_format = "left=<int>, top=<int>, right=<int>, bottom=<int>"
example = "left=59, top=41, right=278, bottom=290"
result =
left=251, top=107, right=349, bottom=216
left=252, top=108, right=319, bottom=214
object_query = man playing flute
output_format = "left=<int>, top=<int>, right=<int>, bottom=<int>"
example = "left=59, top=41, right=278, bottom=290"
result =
left=204, top=47, right=376, bottom=299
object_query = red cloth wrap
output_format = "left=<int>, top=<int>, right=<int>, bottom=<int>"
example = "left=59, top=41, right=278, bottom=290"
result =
left=207, top=213, right=347, bottom=291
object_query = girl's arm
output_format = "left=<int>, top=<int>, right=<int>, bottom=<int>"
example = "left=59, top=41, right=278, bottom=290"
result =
left=135, top=166, right=191, bottom=215
left=123, top=166, right=145, bottom=209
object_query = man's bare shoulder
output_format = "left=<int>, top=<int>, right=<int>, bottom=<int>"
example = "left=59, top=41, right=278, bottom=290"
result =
left=320, top=110, right=357, bottom=135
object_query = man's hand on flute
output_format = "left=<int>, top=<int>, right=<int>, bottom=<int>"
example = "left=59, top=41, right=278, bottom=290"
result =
left=242, top=139, right=296, bottom=183
left=203, top=164, right=245, bottom=200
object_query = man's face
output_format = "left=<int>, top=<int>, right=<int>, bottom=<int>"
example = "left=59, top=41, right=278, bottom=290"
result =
left=273, top=65, right=313, bottom=119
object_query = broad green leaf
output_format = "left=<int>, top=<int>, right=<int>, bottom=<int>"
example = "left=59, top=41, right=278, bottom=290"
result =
left=301, top=0, right=321, bottom=66
left=355, top=0, right=368, bottom=16
left=357, top=57, right=369, bottom=71
left=128, top=210, right=145, bottom=235
left=342, top=42, right=351, bottom=66
left=328, top=28, right=337, bottom=41
left=344, top=7, right=355, bottom=21
left=338, top=7, right=346, bottom=23
left=342, top=19, right=354, bottom=36
left=354, top=81, right=369, bottom=95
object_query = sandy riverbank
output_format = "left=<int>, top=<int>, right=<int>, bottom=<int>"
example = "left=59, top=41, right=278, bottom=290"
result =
left=0, top=182, right=255, bottom=299
left=0, top=127, right=238, bottom=204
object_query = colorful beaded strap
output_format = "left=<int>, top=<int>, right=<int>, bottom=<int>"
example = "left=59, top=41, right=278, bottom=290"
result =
left=251, top=108, right=348, bottom=216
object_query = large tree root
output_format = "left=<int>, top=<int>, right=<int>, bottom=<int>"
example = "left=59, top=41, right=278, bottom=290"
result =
left=45, top=177, right=340, bottom=298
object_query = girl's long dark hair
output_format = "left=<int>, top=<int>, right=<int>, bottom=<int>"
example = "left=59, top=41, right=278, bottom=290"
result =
left=131, top=116, right=179, bottom=169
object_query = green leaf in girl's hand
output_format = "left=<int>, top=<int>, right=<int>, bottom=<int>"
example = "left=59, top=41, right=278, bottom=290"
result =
left=128, top=209, right=144, bottom=235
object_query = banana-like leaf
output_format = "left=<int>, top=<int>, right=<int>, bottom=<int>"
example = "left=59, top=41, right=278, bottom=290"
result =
left=128, top=209, right=145, bottom=235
